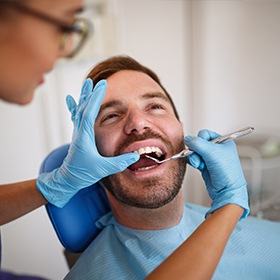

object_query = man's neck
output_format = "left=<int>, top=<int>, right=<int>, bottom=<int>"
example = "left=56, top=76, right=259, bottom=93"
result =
left=106, top=191, right=185, bottom=230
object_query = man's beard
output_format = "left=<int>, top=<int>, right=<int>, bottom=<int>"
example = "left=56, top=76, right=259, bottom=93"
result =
left=102, top=131, right=187, bottom=209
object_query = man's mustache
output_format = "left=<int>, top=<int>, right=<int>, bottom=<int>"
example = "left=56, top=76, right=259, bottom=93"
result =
left=114, top=131, right=173, bottom=156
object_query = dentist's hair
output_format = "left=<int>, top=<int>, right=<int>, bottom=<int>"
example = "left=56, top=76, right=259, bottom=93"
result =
left=0, top=1, right=20, bottom=18
left=86, top=55, right=180, bottom=120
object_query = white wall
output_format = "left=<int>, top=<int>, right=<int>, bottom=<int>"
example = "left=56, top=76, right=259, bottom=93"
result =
left=1, top=0, right=280, bottom=278
left=192, top=1, right=280, bottom=133
left=191, top=1, right=280, bottom=204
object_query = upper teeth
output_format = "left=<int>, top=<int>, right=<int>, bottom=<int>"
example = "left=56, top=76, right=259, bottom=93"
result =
left=134, top=146, right=163, bottom=157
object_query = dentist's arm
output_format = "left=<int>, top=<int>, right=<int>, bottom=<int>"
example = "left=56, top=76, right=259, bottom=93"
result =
left=0, top=180, right=47, bottom=225
left=147, top=129, right=249, bottom=279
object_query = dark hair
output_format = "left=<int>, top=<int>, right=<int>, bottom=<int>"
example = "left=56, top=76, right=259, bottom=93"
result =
left=0, top=1, right=19, bottom=18
left=86, top=55, right=180, bottom=120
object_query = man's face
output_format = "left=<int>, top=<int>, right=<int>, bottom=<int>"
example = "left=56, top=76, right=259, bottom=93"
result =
left=95, top=70, right=186, bottom=209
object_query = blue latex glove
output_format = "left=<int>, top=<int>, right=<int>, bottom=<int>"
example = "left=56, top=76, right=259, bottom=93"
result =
left=184, top=129, right=249, bottom=220
left=37, top=79, right=140, bottom=207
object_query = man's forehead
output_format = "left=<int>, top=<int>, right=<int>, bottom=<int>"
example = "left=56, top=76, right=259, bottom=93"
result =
left=104, top=70, right=166, bottom=96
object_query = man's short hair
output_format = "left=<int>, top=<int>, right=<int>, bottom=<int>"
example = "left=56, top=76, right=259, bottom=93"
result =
left=86, top=55, right=180, bottom=120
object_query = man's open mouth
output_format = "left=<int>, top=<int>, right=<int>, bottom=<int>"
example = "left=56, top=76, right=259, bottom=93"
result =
left=128, top=146, right=166, bottom=171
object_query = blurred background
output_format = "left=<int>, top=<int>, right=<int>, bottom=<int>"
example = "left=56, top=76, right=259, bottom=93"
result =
left=1, top=0, right=280, bottom=278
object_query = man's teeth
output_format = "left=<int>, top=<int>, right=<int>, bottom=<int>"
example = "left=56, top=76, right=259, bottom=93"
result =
left=136, top=165, right=157, bottom=171
left=135, top=146, right=163, bottom=157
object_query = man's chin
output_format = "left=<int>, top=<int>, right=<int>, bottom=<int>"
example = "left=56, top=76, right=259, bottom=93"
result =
left=104, top=178, right=181, bottom=209
left=102, top=158, right=186, bottom=209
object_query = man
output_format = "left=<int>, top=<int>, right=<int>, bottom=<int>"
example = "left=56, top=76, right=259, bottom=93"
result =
left=65, top=56, right=280, bottom=280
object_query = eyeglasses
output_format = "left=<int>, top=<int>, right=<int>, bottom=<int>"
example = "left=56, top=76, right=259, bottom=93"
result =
left=8, top=3, right=93, bottom=58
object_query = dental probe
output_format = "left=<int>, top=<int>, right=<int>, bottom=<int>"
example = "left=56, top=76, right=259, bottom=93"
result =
left=145, top=126, right=254, bottom=164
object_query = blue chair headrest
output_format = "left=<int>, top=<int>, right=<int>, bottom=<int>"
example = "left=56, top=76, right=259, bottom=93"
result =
left=39, top=144, right=111, bottom=253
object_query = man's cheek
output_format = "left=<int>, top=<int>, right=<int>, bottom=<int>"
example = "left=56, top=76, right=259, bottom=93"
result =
left=96, top=136, right=118, bottom=157
left=94, top=133, right=107, bottom=155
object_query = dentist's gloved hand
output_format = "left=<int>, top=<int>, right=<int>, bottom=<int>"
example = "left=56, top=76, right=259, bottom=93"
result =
left=37, top=79, right=140, bottom=207
left=184, top=129, right=249, bottom=220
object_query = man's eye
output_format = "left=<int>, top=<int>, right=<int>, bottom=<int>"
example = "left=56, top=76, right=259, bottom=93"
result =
left=150, top=103, right=165, bottom=110
left=101, top=113, right=119, bottom=124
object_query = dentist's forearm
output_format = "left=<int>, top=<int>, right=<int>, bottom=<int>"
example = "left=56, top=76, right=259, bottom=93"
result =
left=0, top=179, right=47, bottom=225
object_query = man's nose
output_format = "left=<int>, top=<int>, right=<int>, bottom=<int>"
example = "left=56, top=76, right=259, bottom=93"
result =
left=124, top=110, right=151, bottom=135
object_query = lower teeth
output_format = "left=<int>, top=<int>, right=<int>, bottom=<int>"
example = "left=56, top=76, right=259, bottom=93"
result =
left=136, top=165, right=157, bottom=171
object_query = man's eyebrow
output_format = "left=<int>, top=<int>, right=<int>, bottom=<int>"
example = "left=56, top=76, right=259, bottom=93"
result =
left=142, top=92, right=170, bottom=103
left=98, top=92, right=170, bottom=115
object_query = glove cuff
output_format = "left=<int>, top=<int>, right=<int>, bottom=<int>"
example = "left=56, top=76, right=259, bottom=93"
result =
left=206, top=185, right=250, bottom=221
left=36, top=168, right=77, bottom=208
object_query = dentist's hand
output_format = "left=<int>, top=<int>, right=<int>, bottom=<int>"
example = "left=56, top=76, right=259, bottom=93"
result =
left=184, top=129, right=249, bottom=220
left=37, top=79, right=140, bottom=207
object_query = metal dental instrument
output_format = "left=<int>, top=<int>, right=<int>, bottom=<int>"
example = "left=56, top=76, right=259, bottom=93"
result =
left=145, top=126, right=254, bottom=164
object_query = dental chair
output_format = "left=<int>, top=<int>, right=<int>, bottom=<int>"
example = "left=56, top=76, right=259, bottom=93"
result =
left=39, top=144, right=111, bottom=267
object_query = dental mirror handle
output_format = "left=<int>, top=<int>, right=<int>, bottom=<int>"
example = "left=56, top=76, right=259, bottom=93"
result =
left=180, top=126, right=255, bottom=158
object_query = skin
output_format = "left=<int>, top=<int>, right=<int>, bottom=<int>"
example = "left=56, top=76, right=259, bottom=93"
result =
left=0, top=0, right=84, bottom=225
left=0, top=0, right=83, bottom=104
left=95, top=70, right=186, bottom=229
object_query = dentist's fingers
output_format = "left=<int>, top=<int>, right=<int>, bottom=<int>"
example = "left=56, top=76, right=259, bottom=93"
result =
left=78, top=78, right=94, bottom=104
left=197, top=129, right=220, bottom=141
left=185, top=136, right=205, bottom=170
left=184, top=129, right=221, bottom=170
left=81, top=79, right=108, bottom=128
left=66, top=95, right=77, bottom=122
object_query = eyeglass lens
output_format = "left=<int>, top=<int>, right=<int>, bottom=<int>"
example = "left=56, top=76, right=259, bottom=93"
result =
left=61, top=19, right=92, bottom=58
